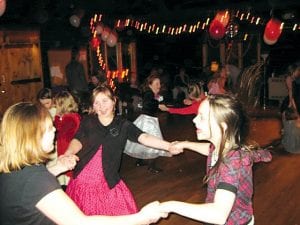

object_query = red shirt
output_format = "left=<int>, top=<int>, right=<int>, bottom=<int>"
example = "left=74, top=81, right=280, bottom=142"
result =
left=168, top=100, right=203, bottom=115
left=54, top=113, right=81, bottom=156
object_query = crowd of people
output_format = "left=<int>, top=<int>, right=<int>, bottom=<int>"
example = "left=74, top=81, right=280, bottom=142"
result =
left=3, top=52, right=300, bottom=225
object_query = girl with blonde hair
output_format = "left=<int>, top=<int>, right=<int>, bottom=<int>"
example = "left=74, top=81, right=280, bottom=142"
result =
left=0, top=102, right=168, bottom=225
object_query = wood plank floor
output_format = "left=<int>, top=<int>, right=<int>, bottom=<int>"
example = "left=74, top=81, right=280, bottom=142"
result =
left=120, top=111, right=300, bottom=225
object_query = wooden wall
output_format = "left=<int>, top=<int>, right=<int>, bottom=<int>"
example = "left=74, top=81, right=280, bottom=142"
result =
left=47, top=48, right=89, bottom=87
left=0, top=29, right=43, bottom=116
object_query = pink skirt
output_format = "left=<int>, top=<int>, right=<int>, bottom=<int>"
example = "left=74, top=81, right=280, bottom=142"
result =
left=66, top=146, right=138, bottom=216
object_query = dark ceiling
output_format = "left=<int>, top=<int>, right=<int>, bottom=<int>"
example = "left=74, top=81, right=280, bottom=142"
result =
left=1, top=0, right=299, bottom=26
left=1, top=0, right=299, bottom=73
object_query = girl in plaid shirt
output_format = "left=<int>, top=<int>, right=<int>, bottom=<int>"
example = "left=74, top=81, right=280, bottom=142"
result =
left=160, top=94, right=272, bottom=225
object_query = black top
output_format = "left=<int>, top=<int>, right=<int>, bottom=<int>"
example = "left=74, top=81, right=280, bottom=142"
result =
left=0, top=165, right=61, bottom=225
left=142, top=90, right=160, bottom=117
left=73, top=115, right=143, bottom=188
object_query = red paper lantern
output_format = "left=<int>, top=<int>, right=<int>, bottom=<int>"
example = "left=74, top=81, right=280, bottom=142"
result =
left=91, top=37, right=100, bottom=49
left=264, top=18, right=282, bottom=42
left=107, top=31, right=118, bottom=47
left=101, top=27, right=111, bottom=41
left=209, top=20, right=226, bottom=40
left=214, top=11, right=230, bottom=27
left=95, top=22, right=104, bottom=35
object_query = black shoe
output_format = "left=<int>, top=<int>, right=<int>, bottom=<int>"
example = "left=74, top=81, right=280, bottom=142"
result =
left=148, top=166, right=162, bottom=173
left=135, top=159, right=148, bottom=167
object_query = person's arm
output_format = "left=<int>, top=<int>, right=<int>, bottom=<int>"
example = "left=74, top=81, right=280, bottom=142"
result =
left=64, top=138, right=83, bottom=156
left=158, top=104, right=169, bottom=112
left=286, top=76, right=294, bottom=107
left=137, top=133, right=182, bottom=155
left=171, top=141, right=211, bottom=156
left=159, top=189, right=235, bottom=225
left=36, top=189, right=168, bottom=225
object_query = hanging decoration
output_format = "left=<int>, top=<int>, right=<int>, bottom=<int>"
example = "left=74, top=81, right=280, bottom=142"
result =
left=226, top=21, right=239, bottom=38
left=90, top=36, right=101, bottom=49
left=263, top=18, right=283, bottom=45
left=214, top=11, right=230, bottom=27
left=69, top=9, right=85, bottom=28
left=209, top=19, right=226, bottom=40
left=95, top=23, right=104, bottom=34
left=101, top=27, right=111, bottom=41
left=69, top=15, right=81, bottom=27
left=0, top=0, right=6, bottom=17
left=106, top=31, right=118, bottom=47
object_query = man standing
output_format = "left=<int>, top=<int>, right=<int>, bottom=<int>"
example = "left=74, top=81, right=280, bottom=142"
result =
left=65, top=46, right=89, bottom=104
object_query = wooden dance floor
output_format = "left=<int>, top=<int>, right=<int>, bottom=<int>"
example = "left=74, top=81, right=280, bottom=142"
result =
left=120, top=110, right=300, bottom=225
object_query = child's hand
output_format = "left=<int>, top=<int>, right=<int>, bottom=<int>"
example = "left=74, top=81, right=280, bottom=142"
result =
left=168, top=141, right=184, bottom=155
left=57, top=154, right=79, bottom=172
left=159, top=104, right=169, bottom=112
left=139, top=201, right=169, bottom=224
left=183, top=98, right=193, bottom=105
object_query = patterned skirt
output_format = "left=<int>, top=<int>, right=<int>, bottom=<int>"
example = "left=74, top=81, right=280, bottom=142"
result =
left=124, top=114, right=171, bottom=159
left=66, top=146, right=138, bottom=215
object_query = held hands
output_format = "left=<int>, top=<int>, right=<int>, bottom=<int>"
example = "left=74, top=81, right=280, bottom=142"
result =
left=56, top=154, right=79, bottom=173
left=159, top=104, right=169, bottom=112
left=139, top=201, right=169, bottom=225
left=183, top=98, right=193, bottom=105
left=168, top=141, right=184, bottom=155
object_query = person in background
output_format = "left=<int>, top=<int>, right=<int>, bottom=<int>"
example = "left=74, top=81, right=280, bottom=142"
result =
left=88, top=74, right=101, bottom=92
left=281, top=107, right=300, bottom=153
left=65, top=46, right=89, bottom=106
left=172, top=67, right=190, bottom=103
left=125, top=73, right=170, bottom=173
left=37, top=87, right=56, bottom=118
left=54, top=91, right=81, bottom=188
left=159, top=82, right=206, bottom=115
left=0, top=102, right=168, bottom=225
left=160, top=94, right=272, bottom=225
left=64, top=85, right=181, bottom=216
left=207, top=67, right=228, bottom=95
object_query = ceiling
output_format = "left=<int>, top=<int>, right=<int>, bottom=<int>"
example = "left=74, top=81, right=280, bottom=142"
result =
left=1, top=0, right=299, bottom=72
left=1, top=0, right=299, bottom=26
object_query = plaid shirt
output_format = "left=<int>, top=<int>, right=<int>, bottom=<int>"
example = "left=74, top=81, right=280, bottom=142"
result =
left=206, top=145, right=272, bottom=225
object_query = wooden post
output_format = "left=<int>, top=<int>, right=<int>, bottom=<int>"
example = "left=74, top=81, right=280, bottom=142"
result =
left=116, top=42, right=123, bottom=82
left=220, top=42, right=226, bottom=66
left=129, top=42, right=138, bottom=86
left=202, top=43, right=208, bottom=69
left=103, top=42, right=109, bottom=73
left=238, top=42, right=243, bottom=69
left=257, top=35, right=261, bottom=63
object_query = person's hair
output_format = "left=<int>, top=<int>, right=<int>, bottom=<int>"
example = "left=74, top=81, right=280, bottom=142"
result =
left=188, top=83, right=203, bottom=100
left=142, top=73, right=160, bottom=92
left=204, top=94, right=250, bottom=181
left=287, top=63, right=300, bottom=76
left=54, top=91, right=78, bottom=115
left=90, top=84, right=116, bottom=114
left=284, top=107, right=298, bottom=121
left=0, top=102, right=52, bottom=173
left=37, top=88, right=52, bottom=100
left=71, top=46, right=80, bottom=60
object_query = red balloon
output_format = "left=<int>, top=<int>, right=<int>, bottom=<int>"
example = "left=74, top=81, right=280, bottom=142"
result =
left=209, top=20, right=226, bottom=40
left=263, top=33, right=278, bottom=45
left=264, top=18, right=282, bottom=41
